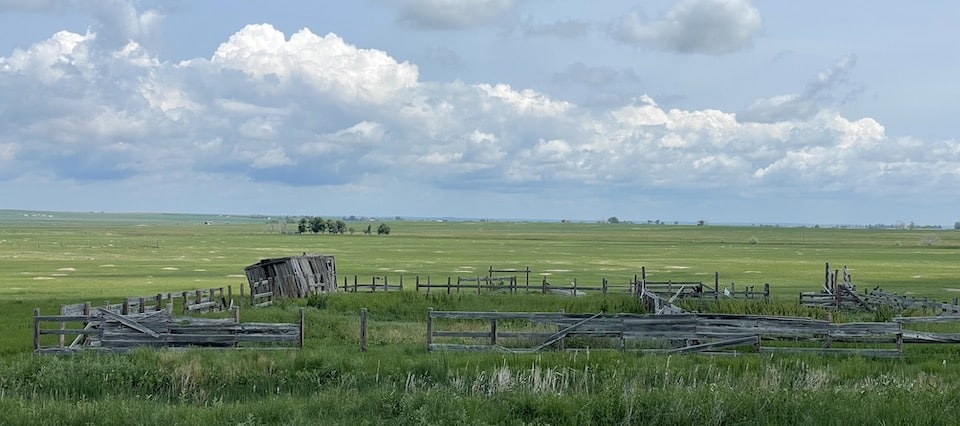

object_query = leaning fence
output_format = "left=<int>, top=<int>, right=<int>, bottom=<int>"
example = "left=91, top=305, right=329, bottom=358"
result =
left=424, top=310, right=932, bottom=357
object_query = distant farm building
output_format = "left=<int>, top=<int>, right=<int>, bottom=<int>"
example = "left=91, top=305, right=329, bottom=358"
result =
left=244, top=254, right=337, bottom=300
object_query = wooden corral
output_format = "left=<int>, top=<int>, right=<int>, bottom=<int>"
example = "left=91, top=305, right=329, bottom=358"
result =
left=245, top=254, right=337, bottom=305
left=33, top=307, right=304, bottom=354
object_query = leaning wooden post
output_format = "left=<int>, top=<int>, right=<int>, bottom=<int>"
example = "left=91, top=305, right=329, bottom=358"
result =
left=227, top=286, right=233, bottom=307
left=59, top=304, right=66, bottom=348
left=182, top=291, right=189, bottom=314
left=33, top=307, right=41, bottom=353
left=557, top=309, right=565, bottom=351
left=714, top=272, right=720, bottom=302
left=426, top=307, right=434, bottom=352
left=298, top=308, right=305, bottom=349
left=360, top=308, right=368, bottom=353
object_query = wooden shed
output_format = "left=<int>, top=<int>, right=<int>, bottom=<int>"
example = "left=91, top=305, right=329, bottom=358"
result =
left=244, top=254, right=337, bottom=299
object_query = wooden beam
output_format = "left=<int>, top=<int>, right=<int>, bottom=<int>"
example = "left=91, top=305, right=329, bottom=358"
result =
left=96, top=308, right=160, bottom=338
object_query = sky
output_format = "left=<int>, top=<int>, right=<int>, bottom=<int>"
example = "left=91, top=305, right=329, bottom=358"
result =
left=0, top=0, right=958, bottom=226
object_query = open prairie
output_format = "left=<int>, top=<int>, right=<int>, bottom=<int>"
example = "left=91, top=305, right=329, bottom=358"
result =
left=2, top=211, right=960, bottom=424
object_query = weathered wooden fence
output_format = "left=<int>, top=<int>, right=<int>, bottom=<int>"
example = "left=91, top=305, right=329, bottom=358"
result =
left=425, top=310, right=913, bottom=357
left=341, top=275, right=404, bottom=293
left=60, top=287, right=233, bottom=318
left=413, top=266, right=771, bottom=301
left=416, top=276, right=518, bottom=294
left=34, top=307, right=304, bottom=354
left=801, top=262, right=960, bottom=314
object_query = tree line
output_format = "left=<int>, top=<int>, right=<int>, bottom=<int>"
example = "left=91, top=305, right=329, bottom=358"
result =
left=296, top=217, right=390, bottom=235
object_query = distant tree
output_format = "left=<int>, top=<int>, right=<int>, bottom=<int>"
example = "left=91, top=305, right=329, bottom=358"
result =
left=297, top=218, right=308, bottom=234
left=697, top=220, right=707, bottom=227
left=377, top=223, right=391, bottom=235
left=955, top=221, right=960, bottom=230
left=334, top=220, right=347, bottom=234
left=607, top=216, right=620, bottom=224
left=309, top=217, right=325, bottom=234
left=326, top=219, right=336, bottom=234
left=364, top=224, right=372, bottom=235
left=348, top=227, right=355, bottom=235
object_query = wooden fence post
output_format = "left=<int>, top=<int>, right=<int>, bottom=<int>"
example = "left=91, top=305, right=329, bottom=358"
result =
left=490, top=315, right=498, bottom=346
left=139, top=297, right=146, bottom=314
left=426, top=307, right=434, bottom=352
left=542, top=277, right=548, bottom=294
left=59, top=305, right=66, bottom=348
left=121, top=299, right=129, bottom=316
left=714, top=272, right=720, bottom=302
left=233, top=305, right=240, bottom=323
left=33, top=307, right=41, bottom=353
left=360, top=308, right=368, bottom=353
left=446, top=277, right=451, bottom=295
left=182, top=291, right=188, bottom=314
left=557, top=309, right=565, bottom=351
left=602, top=278, right=608, bottom=295
left=298, top=308, right=305, bottom=349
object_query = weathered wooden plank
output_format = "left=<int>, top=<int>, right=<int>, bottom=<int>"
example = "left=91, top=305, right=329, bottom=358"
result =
left=532, top=312, right=604, bottom=351
left=97, top=309, right=160, bottom=338
left=34, top=315, right=99, bottom=322
left=670, top=335, right=760, bottom=354
left=894, top=316, right=960, bottom=324
left=38, top=329, right=101, bottom=336
left=901, top=332, right=960, bottom=344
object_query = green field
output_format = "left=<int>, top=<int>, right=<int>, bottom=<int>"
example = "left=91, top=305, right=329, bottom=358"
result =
left=2, top=210, right=960, bottom=424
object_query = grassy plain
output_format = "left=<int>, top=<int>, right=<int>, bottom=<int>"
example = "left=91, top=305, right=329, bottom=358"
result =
left=2, top=210, right=960, bottom=424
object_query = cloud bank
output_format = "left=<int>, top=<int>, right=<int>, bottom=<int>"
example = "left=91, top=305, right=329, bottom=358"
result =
left=0, top=15, right=957, bottom=220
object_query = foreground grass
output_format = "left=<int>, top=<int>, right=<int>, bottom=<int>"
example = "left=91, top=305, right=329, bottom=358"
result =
left=3, top=343, right=960, bottom=425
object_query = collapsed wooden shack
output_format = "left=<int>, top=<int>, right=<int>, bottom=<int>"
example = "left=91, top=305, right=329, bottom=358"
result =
left=244, top=254, right=337, bottom=304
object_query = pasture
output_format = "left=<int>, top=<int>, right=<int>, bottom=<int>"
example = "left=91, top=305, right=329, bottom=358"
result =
left=2, top=210, right=960, bottom=424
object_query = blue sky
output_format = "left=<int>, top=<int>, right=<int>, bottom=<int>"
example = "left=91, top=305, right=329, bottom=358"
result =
left=0, top=0, right=958, bottom=225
